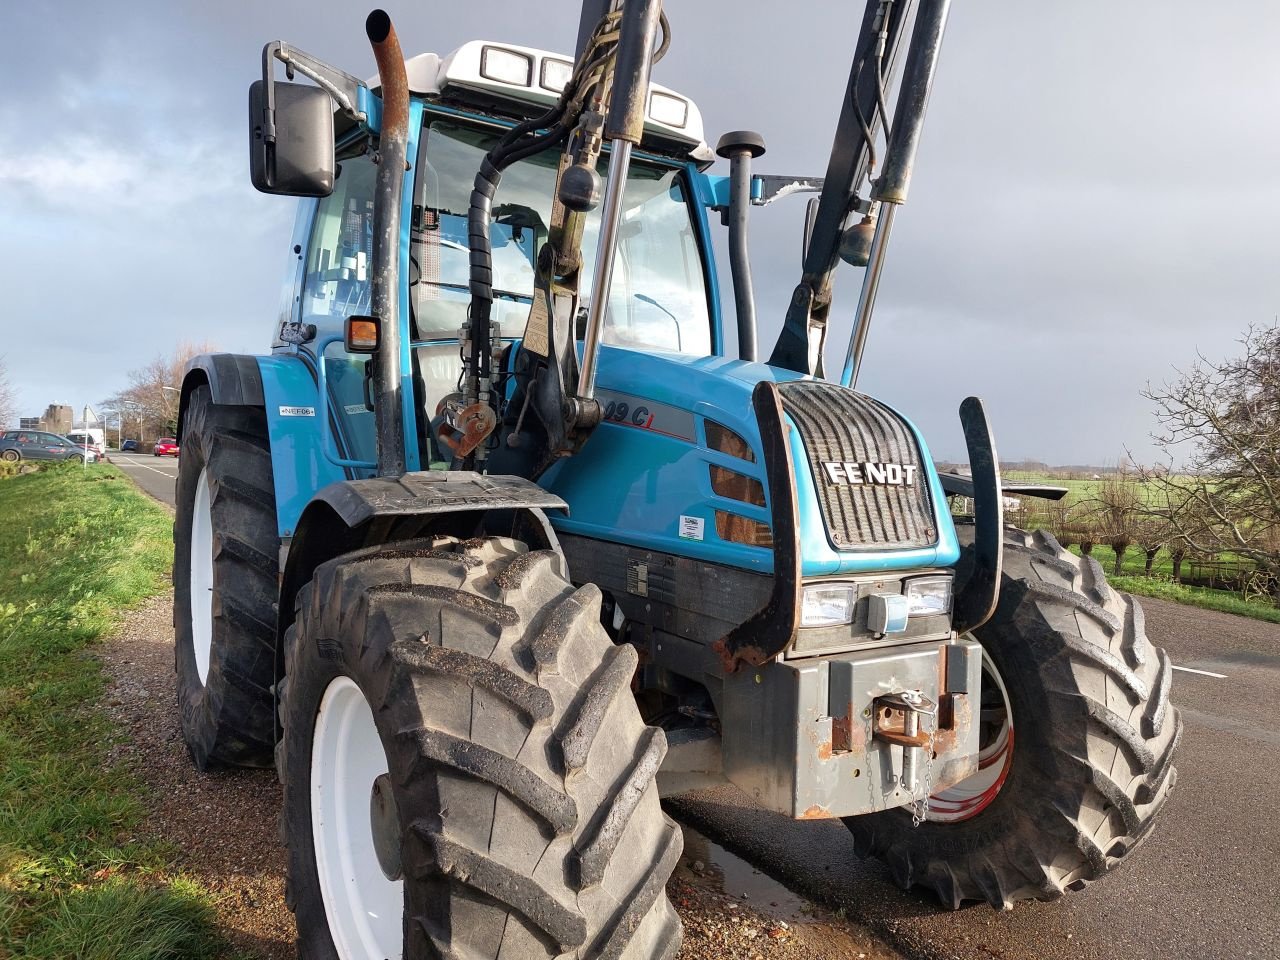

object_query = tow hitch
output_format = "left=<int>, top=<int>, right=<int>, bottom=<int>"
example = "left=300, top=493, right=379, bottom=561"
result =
left=873, top=690, right=936, bottom=795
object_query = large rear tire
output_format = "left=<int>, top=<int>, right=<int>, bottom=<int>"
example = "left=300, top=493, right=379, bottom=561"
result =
left=845, top=525, right=1181, bottom=908
left=173, top=384, right=279, bottom=769
left=280, top=536, right=683, bottom=959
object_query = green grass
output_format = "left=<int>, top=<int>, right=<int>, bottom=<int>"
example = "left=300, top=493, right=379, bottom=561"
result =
left=1068, top=543, right=1178, bottom=579
left=1108, top=575, right=1280, bottom=625
left=0, top=463, right=236, bottom=959
left=1056, top=544, right=1279, bottom=623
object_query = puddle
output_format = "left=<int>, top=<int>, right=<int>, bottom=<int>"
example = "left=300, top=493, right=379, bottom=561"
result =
left=675, top=824, right=906, bottom=960
left=679, top=824, right=813, bottom=922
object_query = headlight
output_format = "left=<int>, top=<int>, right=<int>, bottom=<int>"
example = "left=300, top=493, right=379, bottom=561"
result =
left=540, top=58, right=573, bottom=94
left=648, top=91, right=689, bottom=128
left=904, top=575, right=952, bottom=617
left=801, top=583, right=856, bottom=627
left=479, top=46, right=533, bottom=87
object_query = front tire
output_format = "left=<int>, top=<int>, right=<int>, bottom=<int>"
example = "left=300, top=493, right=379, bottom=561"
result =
left=280, top=536, right=683, bottom=960
left=846, top=525, right=1181, bottom=908
left=173, top=385, right=280, bottom=769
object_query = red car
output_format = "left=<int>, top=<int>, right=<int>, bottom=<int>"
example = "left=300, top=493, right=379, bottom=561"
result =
left=154, top=438, right=180, bottom=457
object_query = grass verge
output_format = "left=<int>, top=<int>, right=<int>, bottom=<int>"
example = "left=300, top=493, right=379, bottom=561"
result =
left=0, top=463, right=234, bottom=959
left=1108, top=574, right=1280, bottom=625
left=1059, top=543, right=1280, bottom=624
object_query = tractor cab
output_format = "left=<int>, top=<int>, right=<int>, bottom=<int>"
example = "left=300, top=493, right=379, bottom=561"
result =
left=277, top=40, right=717, bottom=471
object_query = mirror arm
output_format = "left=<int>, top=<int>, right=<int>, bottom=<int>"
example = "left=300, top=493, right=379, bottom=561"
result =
left=751, top=174, right=826, bottom=207
left=259, top=41, right=368, bottom=145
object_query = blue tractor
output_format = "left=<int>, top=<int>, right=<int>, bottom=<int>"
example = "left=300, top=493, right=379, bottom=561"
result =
left=172, top=3, right=1180, bottom=957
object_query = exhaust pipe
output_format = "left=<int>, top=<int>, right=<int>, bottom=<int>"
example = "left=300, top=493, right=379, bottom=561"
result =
left=366, top=9, right=409, bottom=476
left=716, top=130, right=767, bottom=362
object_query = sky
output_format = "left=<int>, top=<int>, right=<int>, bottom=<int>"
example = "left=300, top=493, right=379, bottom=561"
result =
left=2, top=0, right=1278, bottom=464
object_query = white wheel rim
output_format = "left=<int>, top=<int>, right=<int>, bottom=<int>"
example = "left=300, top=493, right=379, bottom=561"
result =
left=311, top=676, right=402, bottom=959
left=925, top=647, right=1014, bottom=823
left=190, top=468, right=215, bottom=686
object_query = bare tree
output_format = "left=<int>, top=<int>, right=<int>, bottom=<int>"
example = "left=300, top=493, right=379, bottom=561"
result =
left=0, top=356, right=15, bottom=429
left=1132, top=513, right=1171, bottom=577
left=1074, top=527, right=1097, bottom=555
left=103, top=341, right=215, bottom=441
left=1043, top=499, right=1077, bottom=549
left=1144, top=323, right=1280, bottom=589
left=1090, top=466, right=1143, bottom=575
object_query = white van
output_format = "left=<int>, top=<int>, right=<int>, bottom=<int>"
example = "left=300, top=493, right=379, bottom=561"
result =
left=65, top=428, right=107, bottom=459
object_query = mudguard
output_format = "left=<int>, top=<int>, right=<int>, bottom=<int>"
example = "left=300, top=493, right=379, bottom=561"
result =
left=276, top=472, right=568, bottom=653
left=177, top=354, right=266, bottom=441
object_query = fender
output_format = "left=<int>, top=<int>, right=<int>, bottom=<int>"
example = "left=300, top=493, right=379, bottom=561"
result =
left=275, top=471, right=569, bottom=658
left=176, top=353, right=266, bottom=441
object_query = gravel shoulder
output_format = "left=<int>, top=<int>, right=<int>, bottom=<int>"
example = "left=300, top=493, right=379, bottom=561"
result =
left=96, top=592, right=902, bottom=960
left=99, top=593, right=293, bottom=959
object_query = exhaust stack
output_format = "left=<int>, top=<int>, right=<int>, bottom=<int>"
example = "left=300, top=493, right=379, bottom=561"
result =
left=366, top=10, right=410, bottom=476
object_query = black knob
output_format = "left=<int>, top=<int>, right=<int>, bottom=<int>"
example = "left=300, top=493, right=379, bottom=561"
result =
left=559, top=163, right=602, bottom=213
left=715, top=130, right=766, bottom=159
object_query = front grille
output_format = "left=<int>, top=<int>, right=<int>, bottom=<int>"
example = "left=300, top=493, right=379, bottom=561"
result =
left=777, top=381, right=935, bottom=550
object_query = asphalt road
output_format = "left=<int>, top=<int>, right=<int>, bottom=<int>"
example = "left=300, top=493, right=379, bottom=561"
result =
left=113, top=451, right=179, bottom=507
left=115, top=458, right=1277, bottom=958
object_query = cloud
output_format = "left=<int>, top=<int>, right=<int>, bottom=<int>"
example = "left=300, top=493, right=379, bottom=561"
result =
left=3, top=0, right=1278, bottom=468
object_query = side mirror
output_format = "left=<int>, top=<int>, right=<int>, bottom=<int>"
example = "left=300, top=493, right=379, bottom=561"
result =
left=249, top=79, right=335, bottom=197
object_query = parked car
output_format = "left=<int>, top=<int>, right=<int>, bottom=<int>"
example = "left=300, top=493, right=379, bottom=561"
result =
left=154, top=438, right=179, bottom=457
left=0, top=430, right=99, bottom=463
left=65, top=432, right=108, bottom=462
left=121, top=439, right=140, bottom=452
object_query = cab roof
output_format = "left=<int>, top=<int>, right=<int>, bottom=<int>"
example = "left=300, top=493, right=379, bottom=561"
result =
left=370, top=40, right=711, bottom=163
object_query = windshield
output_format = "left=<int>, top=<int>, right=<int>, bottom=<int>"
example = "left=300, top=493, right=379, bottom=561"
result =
left=411, top=119, right=712, bottom=356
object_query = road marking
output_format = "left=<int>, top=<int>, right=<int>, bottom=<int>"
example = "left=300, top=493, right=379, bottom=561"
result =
left=1172, top=665, right=1228, bottom=679
left=115, top=458, right=179, bottom=479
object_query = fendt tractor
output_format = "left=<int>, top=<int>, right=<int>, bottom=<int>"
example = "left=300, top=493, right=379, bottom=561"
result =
left=172, top=2, right=1181, bottom=956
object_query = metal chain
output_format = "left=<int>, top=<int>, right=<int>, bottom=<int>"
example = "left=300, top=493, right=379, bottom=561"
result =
left=910, top=718, right=935, bottom=828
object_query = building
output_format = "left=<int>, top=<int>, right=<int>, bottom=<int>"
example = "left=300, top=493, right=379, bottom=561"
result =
left=38, top=404, right=73, bottom=435
left=18, top=417, right=39, bottom=430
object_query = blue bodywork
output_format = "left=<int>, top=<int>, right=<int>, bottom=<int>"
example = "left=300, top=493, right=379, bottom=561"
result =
left=544, top=348, right=957, bottom=576
left=232, top=96, right=959, bottom=577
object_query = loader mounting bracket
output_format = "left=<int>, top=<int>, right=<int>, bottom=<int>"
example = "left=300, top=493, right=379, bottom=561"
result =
left=952, top=397, right=1003, bottom=634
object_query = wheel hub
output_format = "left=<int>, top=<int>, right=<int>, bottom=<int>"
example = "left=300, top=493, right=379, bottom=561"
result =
left=370, top=773, right=403, bottom=881
left=925, top=647, right=1013, bottom=823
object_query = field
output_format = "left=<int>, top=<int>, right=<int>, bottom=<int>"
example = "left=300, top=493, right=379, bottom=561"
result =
left=988, top=469, right=1279, bottom=622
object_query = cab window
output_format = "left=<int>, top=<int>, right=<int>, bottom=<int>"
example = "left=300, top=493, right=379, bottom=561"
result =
left=412, top=120, right=712, bottom=356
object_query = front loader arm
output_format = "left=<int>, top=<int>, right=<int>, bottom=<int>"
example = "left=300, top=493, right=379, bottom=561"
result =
left=470, top=0, right=668, bottom=480
left=767, top=0, right=912, bottom=376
